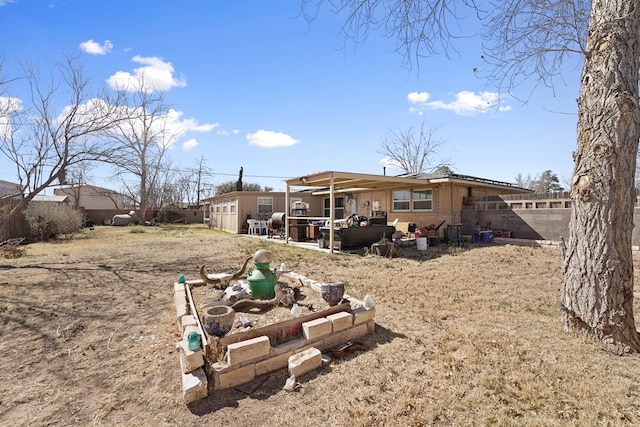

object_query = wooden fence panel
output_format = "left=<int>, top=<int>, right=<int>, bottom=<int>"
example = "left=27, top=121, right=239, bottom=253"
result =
left=0, top=199, right=29, bottom=241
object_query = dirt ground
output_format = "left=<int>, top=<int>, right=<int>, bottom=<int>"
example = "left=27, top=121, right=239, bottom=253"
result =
left=2, top=224, right=640, bottom=427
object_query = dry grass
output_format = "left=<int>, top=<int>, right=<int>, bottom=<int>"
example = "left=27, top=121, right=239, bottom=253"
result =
left=1, top=224, right=640, bottom=426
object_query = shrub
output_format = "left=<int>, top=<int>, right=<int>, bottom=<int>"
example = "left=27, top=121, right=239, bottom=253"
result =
left=23, top=202, right=83, bottom=241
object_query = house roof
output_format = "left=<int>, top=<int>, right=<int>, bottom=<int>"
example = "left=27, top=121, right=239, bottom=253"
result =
left=285, top=170, right=531, bottom=193
left=31, top=195, right=70, bottom=203
left=0, top=179, right=20, bottom=187
left=55, top=184, right=120, bottom=194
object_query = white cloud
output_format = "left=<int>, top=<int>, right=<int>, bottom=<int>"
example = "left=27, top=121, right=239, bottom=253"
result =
left=427, top=91, right=510, bottom=115
left=182, top=138, right=198, bottom=151
left=0, top=96, right=22, bottom=113
left=107, top=55, right=187, bottom=93
left=169, top=112, right=219, bottom=133
left=103, top=104, right=217, bottom=150
left=79, top=39, right=113, bottom=55
left=217, top=129, right=229, bottom=136
left=408, top=90, right=510, bottom=116
left=160, top=110, right=217, bottom=148
left=0, top=0, right=17, bottom=6
left=379, top=156, right=403, bottom=171
left=246, top=130, right=299, bottom=148
left=407, top=91, right=430, bottom=103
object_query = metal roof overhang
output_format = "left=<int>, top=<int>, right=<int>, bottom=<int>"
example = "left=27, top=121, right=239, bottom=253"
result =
left=285, top=170, right=527, bottom=193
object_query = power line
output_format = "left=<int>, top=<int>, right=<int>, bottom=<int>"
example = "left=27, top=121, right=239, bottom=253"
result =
left=205, top=172, right=293, bottom=179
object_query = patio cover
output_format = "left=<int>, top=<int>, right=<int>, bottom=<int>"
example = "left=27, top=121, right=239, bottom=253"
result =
left=284, top=170, right=526, bottom=253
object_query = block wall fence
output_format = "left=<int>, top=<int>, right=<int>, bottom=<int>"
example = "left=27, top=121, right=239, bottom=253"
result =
left=462, top=192, right=640, bottom=245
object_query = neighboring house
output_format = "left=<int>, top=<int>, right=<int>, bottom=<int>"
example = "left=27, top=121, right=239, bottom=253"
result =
left=0, top=179, right=22, bottom=200
left=55, top=185, right=126, bottom=210
left=203, top=191, right=317, bottom=234
left=54, top=185, right=203, bottom=226
left=54, top=185, right=128, bottom=225
left=203, top=170, right=530, bottom=238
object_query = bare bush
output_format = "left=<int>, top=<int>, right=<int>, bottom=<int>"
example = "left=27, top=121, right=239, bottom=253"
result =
left=23, top=202, right=83, bottom=241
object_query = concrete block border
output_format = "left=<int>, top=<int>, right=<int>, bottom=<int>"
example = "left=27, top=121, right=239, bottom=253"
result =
left=173, top=271, right=376, bottom=404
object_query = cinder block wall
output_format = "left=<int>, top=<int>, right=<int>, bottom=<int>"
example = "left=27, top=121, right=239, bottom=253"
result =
left=462, top=208, right=570, bottom=241
left=462, top=208, right=640, bottom=244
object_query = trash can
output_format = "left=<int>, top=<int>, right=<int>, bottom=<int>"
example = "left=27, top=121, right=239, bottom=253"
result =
left=416, top=237, right=427, bottom=250
left=446, top=224, right=462, bottom=244
left=480, top=230, right=494, bottom=244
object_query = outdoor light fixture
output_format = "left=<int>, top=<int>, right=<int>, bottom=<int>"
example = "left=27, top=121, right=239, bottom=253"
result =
left=299, top=176, right=308, bottom=183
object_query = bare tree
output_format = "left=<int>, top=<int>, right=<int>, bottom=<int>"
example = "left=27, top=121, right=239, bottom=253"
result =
left=173, top=174, right=196, bottom=207
left=105, top=82, right=177, bottom=224
left=189, top=155, right=214, bottom=207
left=378, top=122, right=451, bottom=174
left=149, top=162, right=179, bottom=209
left=302, top=0, right=640, bottom=353
left=0, top=54, right=122, bottom=237
left=514, top=173, right=535, bottom=189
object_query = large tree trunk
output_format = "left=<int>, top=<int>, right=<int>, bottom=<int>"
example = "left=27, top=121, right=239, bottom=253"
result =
left=561, top=0, right=640, bottom=354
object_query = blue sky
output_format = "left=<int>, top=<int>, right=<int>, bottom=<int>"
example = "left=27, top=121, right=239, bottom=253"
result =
left=0, top=0, right=582, bottom=193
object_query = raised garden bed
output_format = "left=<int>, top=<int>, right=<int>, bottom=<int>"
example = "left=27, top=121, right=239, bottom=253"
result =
left=173, top=271, right=376, bottom=404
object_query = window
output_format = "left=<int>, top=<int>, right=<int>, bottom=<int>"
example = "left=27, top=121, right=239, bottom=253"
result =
left=393, top=189, right=433, bottom=212
left=230, top=198, right=236, bottom=214
left=257, top=197, right=273, bottom=214
left=393, top=191, right=411, bottom=211
left=412, top=190, right=432, bottom=211
left=323, top=197, right=344, bottom=219
left=214, top=202, right=220, bottom=214
left=222, top=199, right=228, bottom=214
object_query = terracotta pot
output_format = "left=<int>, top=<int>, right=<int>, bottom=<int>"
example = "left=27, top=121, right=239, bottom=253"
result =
left=321, top=282, right=345, bottom=306
left=203, top=305, right=235, bottom=337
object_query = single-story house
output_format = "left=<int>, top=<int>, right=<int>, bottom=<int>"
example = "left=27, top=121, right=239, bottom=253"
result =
left=54, top=185, right=127, bottom=210
left=203, top=170, right=530, bottom=251
left=203, top=191, right=318, bottom=234
left=53, top=185, right=133, bottom=225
